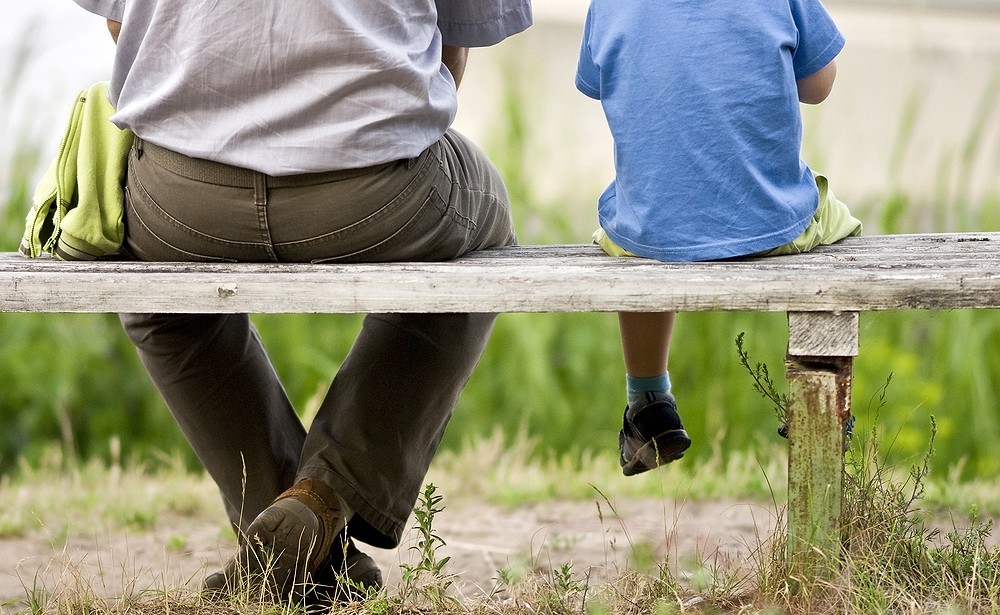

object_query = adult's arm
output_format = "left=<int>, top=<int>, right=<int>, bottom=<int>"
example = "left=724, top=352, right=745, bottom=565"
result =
left=796, top=59, right=837, bottom=104
left=107, top=19, right=121, bottom=43
left=435, top=0, right=532, bottom=47
left=435, top=0, right=529, bottom=90
left=441, top=45, right=469, bottom=88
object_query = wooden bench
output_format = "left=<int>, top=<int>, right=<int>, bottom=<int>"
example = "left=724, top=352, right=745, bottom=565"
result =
left=4, top=231, right=1000, bottom=582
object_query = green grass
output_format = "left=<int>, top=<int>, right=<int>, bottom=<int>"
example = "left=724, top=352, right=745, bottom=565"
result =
left=0, top=445, right=223, bottom=542
left=3, top=427, right=1000, bottom=614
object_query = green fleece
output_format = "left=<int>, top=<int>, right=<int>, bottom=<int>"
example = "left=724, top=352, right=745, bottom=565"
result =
left=20, top=81, right=134, bottom=260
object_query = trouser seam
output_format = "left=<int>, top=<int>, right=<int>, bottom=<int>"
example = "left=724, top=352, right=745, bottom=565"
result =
left=253, top=173, right=278, bottom=262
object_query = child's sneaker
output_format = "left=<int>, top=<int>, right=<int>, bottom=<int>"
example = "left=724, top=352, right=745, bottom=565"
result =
left=619, top=392, right=692, bottom=476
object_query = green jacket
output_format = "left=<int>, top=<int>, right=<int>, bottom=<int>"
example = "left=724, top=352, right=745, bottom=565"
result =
left=20, top=82, right=134, bottom=260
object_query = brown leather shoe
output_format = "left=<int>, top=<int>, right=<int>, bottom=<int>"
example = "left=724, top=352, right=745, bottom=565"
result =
left=203, top=478, right=358, bottom=601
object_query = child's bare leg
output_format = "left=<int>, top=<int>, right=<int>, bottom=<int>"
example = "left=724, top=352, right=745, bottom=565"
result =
left=617, top=311, right=690, bottom=475
left=619, top=311, right=675, bottom=403
left=618, top=311, right=675, bottom=377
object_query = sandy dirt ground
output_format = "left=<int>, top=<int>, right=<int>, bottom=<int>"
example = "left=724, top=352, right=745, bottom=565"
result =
left=0, top=497, right=780, bottom=610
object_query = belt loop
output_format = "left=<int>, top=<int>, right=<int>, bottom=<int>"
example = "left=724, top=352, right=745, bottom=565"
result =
left=254, top=172, right=267, bottom=207
left=134, top=136, right=144, bottom=159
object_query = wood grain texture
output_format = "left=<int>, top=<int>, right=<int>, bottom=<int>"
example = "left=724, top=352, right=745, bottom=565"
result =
left=3, top=232, right=1000, bottom=314
left=787, top=312, right=860, bottom=357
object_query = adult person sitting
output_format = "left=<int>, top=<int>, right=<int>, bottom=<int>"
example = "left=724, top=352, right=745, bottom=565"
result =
left=71, top=0, right=531, bottom=602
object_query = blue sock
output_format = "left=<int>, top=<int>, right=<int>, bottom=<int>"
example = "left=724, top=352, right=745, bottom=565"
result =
left=626, top=372, right=671, bottom=407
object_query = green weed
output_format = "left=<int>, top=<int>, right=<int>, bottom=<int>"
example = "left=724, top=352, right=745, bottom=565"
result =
left=396, top=482, right=460, bottom=612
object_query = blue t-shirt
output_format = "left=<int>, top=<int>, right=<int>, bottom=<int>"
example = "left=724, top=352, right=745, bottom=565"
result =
left=576, top=0, right=845, bottom=261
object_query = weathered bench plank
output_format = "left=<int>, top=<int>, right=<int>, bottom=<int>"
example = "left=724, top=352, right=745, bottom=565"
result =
left=3, top=232, right=1000, bottom=314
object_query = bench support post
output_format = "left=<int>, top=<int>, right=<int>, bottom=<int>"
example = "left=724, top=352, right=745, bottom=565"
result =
left=785, top=311, right=858, bottom=583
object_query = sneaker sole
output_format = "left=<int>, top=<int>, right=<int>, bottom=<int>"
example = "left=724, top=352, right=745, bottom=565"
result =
left=622, top=429, right=692, bottom=476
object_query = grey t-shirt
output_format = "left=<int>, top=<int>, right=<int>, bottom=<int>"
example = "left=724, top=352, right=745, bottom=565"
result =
left=72, top=0, right=532, bottom=175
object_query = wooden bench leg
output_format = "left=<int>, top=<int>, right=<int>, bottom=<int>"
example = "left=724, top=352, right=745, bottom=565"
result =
left=785, top=311, right=858, bottom=583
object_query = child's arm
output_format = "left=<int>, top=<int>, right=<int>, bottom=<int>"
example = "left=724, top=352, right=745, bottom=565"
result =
left=796, top=59, right=837, bottom=105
